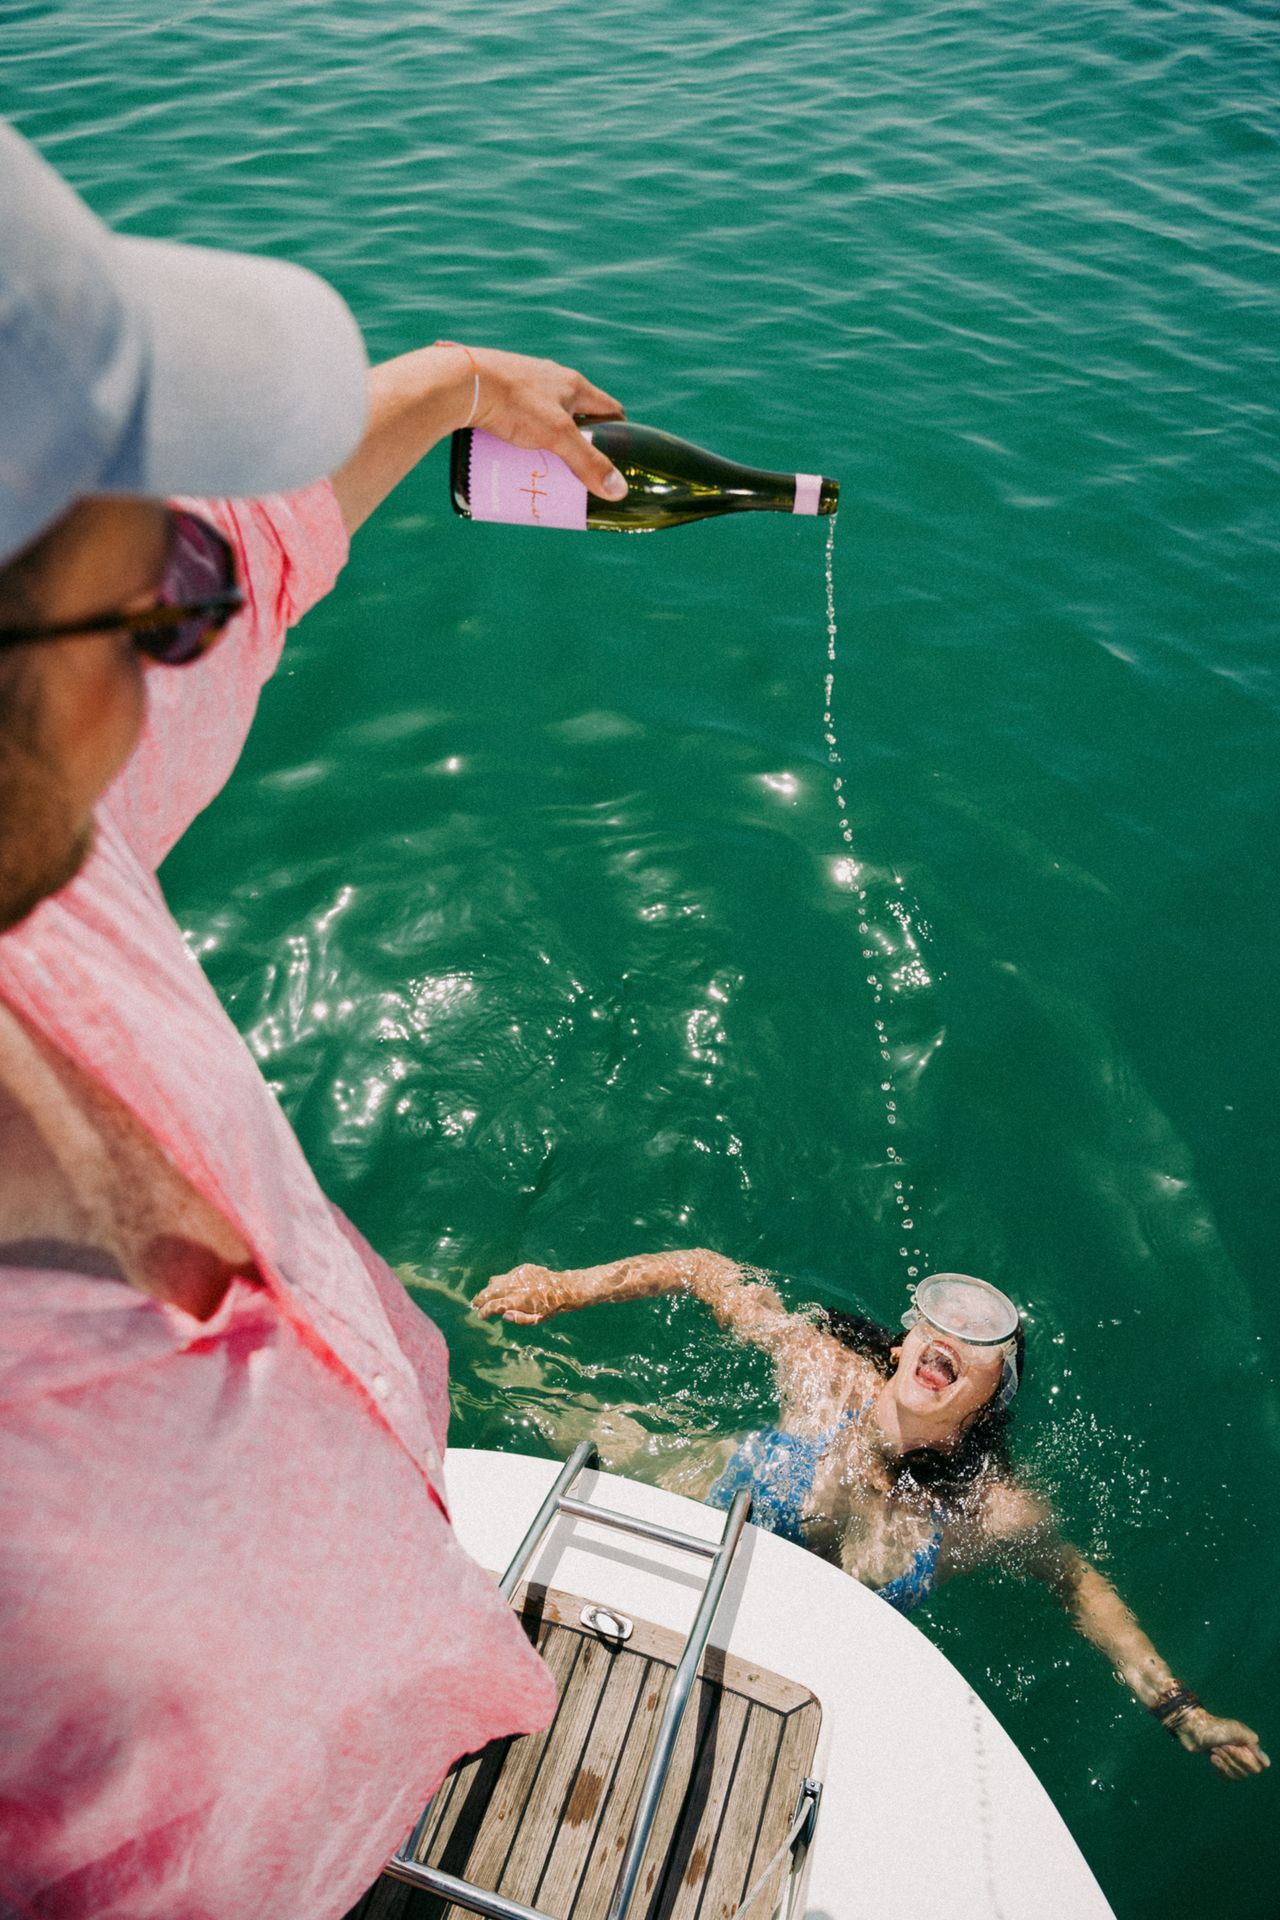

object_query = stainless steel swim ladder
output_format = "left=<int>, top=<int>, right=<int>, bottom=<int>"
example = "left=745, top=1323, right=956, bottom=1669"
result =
left=383, top=1441, right=820, bottom=1920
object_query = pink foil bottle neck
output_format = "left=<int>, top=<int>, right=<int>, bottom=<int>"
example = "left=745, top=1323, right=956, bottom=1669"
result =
left=792, top=473, right=823, bottom=515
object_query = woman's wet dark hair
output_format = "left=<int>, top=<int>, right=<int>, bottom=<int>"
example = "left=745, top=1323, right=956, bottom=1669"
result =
left=823, top=1309, right=1026, bottom=1493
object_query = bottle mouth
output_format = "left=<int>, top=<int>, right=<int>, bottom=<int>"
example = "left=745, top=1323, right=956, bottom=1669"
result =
left=819, top=477, right=840, bottom=516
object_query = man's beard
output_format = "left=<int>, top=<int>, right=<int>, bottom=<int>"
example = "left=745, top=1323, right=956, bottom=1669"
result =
left=0, top=751, right=95, bottom=934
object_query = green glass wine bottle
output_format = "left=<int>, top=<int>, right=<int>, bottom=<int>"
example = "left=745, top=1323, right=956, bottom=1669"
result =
left=450, top=419, right=838, bottom=531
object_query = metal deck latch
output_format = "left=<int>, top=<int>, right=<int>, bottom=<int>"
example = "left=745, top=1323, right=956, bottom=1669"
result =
left=580, top=1602, right=634, bottom=1643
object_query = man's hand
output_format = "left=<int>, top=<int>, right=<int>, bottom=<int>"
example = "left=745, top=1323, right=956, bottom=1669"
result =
left=1175, top=1708, right=1270, bottom=1778
left=463, top=346, right=628, bottom=501
left=473, top=1263, right=567, bottom=1325
left=330, top=341, right=627, bottom=536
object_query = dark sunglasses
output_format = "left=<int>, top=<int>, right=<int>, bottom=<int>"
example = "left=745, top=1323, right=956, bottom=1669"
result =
left=0, top=509, right=244, bottom=666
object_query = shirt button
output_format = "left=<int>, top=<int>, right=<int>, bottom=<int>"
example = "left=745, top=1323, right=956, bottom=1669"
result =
left=371, top=1372, right=390, bottom=1400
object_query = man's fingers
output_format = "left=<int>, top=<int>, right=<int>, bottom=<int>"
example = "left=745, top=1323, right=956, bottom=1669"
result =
left=574, top=379, right=626, bottom=421
left=550, top=419, right=628, bottom=501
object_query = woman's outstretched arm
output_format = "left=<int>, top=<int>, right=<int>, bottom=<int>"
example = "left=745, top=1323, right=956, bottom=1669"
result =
left=985, top=1485, right=1269, bottom=1779
left=473, top=1249, right=846, bottom=1380
left=474, top=1250, right=720, bottom=1324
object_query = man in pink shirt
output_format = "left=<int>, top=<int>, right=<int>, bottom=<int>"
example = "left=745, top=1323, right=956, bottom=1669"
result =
left=0, top=121, right=629, bottom=1916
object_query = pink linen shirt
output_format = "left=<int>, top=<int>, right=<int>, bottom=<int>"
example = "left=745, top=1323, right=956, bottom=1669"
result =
left=0, top=484, right=556, bottom=1918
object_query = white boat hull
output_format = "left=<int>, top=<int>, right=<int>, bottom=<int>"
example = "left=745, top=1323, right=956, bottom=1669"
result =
left=444, top=1448, right=1115, bottom=1920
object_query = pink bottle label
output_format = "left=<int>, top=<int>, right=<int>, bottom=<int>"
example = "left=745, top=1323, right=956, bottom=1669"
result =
left=467, top=429, right=590, bottom=530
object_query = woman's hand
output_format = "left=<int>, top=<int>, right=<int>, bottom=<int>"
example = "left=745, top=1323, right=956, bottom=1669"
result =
left=473, top=1264, right=568, bottom=1325
left=463, top=346, right=628, bottom=500
left=1174, top=1708, right=1270, bottom=1778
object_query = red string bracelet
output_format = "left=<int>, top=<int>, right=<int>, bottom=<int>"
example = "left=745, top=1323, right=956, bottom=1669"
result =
left=434, top=340, right=481, bottom=428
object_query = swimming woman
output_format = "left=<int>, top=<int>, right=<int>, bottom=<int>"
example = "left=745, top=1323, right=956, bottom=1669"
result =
left=474, top=1250, right=1268, bottom=1780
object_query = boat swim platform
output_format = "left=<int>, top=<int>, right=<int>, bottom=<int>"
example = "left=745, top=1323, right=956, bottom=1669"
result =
left=348, top=1580, right=821, bottom=1920
left=351, top=1448, right=1115, bottom=1920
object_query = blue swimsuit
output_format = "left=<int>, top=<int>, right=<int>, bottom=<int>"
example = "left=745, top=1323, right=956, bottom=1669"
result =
left=705, top=1409, right=945, bottom=1615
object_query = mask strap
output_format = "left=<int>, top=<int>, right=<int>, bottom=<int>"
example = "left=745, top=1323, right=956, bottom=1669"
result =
left=995, top=1343, right=1020, bottom=1408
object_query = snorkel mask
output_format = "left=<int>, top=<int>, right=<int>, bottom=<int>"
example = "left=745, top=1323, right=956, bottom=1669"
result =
left=901, top=1273, right=1022, bottom=1410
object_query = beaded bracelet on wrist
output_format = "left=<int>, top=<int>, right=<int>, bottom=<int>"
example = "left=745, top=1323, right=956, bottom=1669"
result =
left=1149, top=1688, right=1201, bottom=1734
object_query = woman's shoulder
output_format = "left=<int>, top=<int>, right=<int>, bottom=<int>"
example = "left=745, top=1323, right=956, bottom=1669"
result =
left=978, top=1476, right=1048, bottom=1536
left=777, top=1339, right=878, bottom=1434
left=922, top=1475, right=1049, bottom=1582
left=959, top=1475, right=1067, bottom=1577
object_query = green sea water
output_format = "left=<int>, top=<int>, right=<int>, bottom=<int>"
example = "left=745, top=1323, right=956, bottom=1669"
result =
left=4, top=2, right=1279, bottom=1912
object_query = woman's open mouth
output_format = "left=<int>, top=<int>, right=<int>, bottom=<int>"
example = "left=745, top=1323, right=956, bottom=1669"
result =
left=915, top=1340, right=960, bottom=1392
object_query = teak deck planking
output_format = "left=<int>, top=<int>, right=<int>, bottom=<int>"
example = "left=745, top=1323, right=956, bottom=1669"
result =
left=346, top=1582, right=821, bottom=1920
